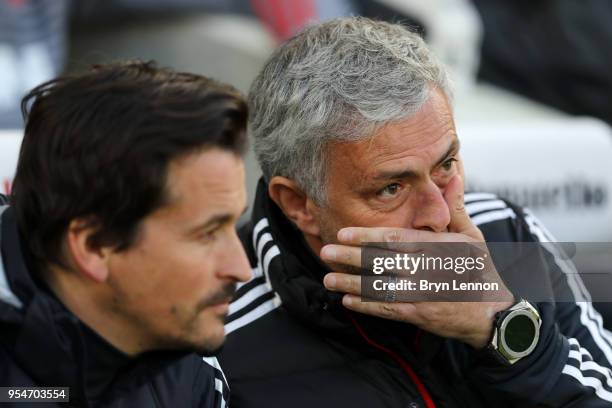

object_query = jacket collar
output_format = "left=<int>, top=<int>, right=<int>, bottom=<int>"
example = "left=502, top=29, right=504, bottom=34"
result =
left=248, top=179, right=349, bottom=333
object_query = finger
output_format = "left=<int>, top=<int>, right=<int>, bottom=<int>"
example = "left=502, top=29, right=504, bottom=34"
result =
left=337, top=227, right=434, bottom=246
left=320, top=244, right=362, bottom=268
left=322, top=244, right=428, bottom=274
left=444, top=175, right=481, bottom=239
left=323, top=273, right=361, bottom=296
left=342, top=295, right=419, bottom=323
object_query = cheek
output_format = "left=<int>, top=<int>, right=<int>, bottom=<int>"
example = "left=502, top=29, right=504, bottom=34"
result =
left=108, top=249, right=156, bottom=297
left=117, top=244, right=214, bottom=302
left=161, top=250, right=215, bottom=297
left=325, top=193, right=371, bottom=225
left=367, top=207, right=412, bottom=229
left=321, top=187, right=416, bottom=232
left=356, top=194, right=413, bottom=227
left=329, top=204, right=408, bottom=231
left=358, top=193, right=421, bottom=229
left=314, top=212, right=341, bottom=244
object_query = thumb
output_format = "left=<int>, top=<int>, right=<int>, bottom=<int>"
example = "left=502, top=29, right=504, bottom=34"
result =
left=444, top=175, right=481, bottom=239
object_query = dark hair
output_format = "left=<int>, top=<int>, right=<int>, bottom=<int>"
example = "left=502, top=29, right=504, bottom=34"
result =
left=12, top=60, right=247, bottom=268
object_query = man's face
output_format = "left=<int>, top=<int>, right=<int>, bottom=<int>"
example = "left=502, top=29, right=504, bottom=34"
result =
left=105, top=148, right=251, bottom=354
left=313, top=88, right=463, bottom=247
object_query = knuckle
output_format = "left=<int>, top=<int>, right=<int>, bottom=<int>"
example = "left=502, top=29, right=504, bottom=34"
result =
left=349, top=277, right=359, bottom=292
left=380, top=303, right=396, bottom=318
left=384, top=230, right=404, bottom=243
left=424, top=307, right=445, bottom=326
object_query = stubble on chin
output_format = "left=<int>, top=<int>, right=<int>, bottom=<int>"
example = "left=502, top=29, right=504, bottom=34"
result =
left=317, top=217, right=365, bottom=276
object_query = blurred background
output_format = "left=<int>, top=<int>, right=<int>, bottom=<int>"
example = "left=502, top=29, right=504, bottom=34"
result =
left=1, top=0, right=611, bottom=320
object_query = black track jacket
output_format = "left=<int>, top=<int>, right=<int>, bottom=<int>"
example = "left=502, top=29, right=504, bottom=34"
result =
left=0, top=196, right=229, bottom=408
left=219, top=179, right=612, bottom=408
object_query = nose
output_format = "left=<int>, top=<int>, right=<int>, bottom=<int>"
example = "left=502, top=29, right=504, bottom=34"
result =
left=412, top=181, right=451, bottom=233
left=218, top=231, right=252, bottom=283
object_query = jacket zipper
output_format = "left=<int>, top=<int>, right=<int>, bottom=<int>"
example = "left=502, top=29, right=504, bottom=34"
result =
left=346, top=311, right=436, bottom=408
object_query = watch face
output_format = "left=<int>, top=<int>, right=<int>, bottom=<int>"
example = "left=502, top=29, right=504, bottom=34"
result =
left=505, top=314, right=536, bottom=353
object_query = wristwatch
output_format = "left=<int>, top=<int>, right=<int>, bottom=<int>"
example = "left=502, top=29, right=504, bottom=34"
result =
left=486, top=300, right=542, bottom=365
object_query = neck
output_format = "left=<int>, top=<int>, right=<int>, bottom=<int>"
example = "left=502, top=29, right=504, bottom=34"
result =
left=41, top=266, right=146, bottom=357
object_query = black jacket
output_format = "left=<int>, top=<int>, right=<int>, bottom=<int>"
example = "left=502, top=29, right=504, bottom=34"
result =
left=219, top=179, right=612, bottom=407
left=0, top=196, right=229, bottom=408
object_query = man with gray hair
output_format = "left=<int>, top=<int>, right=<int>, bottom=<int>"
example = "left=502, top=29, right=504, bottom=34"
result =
left=219, top=17, right=612, bottom=407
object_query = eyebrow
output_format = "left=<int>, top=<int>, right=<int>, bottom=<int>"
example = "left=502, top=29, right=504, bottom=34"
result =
left=372, top=137, right=460, bottom=181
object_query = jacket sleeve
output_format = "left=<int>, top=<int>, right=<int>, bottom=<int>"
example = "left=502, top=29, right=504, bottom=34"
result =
left=470, top=209, right=612, bottom=407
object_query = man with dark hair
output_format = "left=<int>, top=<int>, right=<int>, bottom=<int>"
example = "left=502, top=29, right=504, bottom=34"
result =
left=0, top=61, right=251, bottom=407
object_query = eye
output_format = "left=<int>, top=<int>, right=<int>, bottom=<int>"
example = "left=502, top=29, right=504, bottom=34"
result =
left=200, top=227, right=221, bottom=243
left=377, top=183, right=402, bottom=198
left=441, top=157, right=458, bottom=172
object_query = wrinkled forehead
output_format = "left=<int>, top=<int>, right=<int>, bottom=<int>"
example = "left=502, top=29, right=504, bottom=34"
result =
left=326, top=89, right=458, bottom=182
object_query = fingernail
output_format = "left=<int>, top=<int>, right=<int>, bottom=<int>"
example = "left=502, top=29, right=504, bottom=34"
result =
left=343, top=295, right=353, bottom=306
left=321, top=245, right=336, bottom=261
left=324, top=275, right=336, bottom=289
left=338, top=229, right=352, bottom=241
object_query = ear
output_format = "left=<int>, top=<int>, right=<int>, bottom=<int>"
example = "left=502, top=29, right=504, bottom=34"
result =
left=65, top=218, right=111, bottom=283
left=268, top=176, right=321, bottom=237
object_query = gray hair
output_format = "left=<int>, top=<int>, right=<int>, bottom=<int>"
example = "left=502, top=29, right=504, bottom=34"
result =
left=248, top=17, right=451, bottom=204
